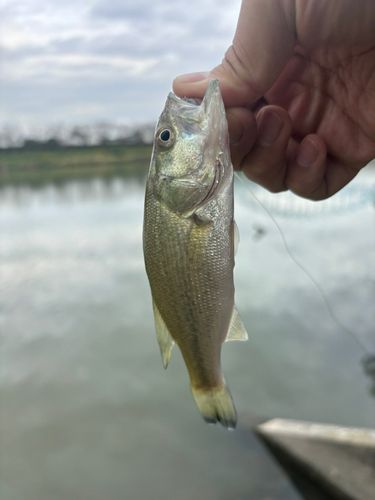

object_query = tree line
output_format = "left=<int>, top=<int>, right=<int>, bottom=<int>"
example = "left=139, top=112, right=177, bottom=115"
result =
left=0, top=123, right=155, bottom=150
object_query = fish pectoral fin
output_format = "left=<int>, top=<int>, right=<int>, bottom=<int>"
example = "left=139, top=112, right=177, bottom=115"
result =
left=191, top=208, right=213, bottom=225
left=225, top=305, right=248, bottom=341
left=152, top=300, right=175, bottom=369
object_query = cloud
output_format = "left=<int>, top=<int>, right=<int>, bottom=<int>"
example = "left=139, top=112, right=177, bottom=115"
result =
left=0, top=0, right=241, bottom=127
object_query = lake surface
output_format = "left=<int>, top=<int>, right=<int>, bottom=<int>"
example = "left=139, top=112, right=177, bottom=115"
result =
left=1, top=168, right=374, bottom=500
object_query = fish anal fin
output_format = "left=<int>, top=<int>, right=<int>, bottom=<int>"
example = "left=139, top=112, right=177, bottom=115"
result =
left=225, top=305, right=248, bottom=342
left=152, top=300, right=175, bottom=368
left=233, top=220, right=240, bottom=256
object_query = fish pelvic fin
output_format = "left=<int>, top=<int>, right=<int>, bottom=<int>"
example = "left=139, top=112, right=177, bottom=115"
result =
left=191, top=383, right=237, bottom=429
left=225, top=306, right=248, bottom=341
left=152, top=300, right=175, bottom=369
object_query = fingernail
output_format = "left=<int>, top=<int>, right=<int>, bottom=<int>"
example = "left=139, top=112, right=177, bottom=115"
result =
left=226, top=112, right=243, bottom=146
left=296, top=138, right=319, bottom=167
left=256, top=110, right=283, bottom=147
left=175, top=72, right=210, bottom=83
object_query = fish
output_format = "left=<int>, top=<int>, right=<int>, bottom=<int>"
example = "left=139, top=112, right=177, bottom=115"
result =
left=143, top=79, right=248, bottom=429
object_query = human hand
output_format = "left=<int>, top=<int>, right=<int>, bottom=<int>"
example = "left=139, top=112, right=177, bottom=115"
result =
left=173, top=0, right=375, bottom=200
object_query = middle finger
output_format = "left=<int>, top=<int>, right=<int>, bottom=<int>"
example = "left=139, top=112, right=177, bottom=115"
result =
left=241, top=105, right=292, bottom=193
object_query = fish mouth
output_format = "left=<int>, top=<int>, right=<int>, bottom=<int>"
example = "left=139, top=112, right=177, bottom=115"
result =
left=166, top=79, right=226, bottom=132
left=168, top=93, right=202, bottom=107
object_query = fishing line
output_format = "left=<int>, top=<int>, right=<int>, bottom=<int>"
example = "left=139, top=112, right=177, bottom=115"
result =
left=234, top=171, right=370, bottom=355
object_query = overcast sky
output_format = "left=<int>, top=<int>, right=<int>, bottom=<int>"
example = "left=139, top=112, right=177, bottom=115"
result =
left=1, top=0, right=241, bottom=131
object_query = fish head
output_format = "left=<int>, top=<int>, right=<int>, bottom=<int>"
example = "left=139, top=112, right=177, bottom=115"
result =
left=151, top=79, right=231, bottom=216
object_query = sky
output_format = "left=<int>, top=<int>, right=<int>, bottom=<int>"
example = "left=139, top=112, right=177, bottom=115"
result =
left=0, top=0, right=241, bottom=132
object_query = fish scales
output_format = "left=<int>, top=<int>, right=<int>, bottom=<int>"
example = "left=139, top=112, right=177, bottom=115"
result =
left=143, top=79, right=248, bottom=428
left=144, top=181, right=233, bottom=386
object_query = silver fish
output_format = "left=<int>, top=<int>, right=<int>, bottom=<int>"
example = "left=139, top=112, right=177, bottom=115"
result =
left=143, top=79, right=247, bottom=429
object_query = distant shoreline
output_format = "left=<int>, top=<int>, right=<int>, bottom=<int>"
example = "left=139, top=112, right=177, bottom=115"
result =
left=0, top=144, right=152, bottom=186
left=1, top=144, right=373, bottom=188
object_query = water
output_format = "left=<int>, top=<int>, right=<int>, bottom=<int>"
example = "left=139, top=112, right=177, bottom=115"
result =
left=1, top=169, right=374, bottom=500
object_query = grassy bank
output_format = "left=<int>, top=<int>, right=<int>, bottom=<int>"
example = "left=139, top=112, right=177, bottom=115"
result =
left=0, top=144, right=152, bottom=186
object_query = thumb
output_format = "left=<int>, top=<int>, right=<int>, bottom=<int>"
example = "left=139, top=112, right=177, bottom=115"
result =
left=173, top=0, right=296, bottom=107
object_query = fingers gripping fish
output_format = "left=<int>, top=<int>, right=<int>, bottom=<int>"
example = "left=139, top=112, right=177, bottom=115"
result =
left=143, top=80, right=248, bottom=429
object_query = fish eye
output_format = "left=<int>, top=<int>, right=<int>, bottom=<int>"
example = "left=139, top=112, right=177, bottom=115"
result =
left=156, top=126, right=175, bottom=148
left=160, top=130, right=170, bottom=141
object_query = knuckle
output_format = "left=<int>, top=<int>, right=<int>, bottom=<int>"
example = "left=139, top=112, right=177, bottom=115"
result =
left=247, top=158, right=286, bottom=180
left=267, top=183, right=288, bottom=194
left=221, top=44, right=263, bottom=98
left=222, top=45, right=247, bottom=82
left=287, top=178, right=326, bottom=200
left=243, top=159, right=287, bottom=193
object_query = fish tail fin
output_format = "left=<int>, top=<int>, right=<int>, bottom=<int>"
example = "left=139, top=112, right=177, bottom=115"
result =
left=191, top=382, right=237, bottom=429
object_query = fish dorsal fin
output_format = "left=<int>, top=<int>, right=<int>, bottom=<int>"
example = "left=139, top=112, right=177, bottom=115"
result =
left=225, top=306, right=248, bottom=341
left=233, top=220, right=240, bottom=256
left=152, top=300, right=175, bottom=368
